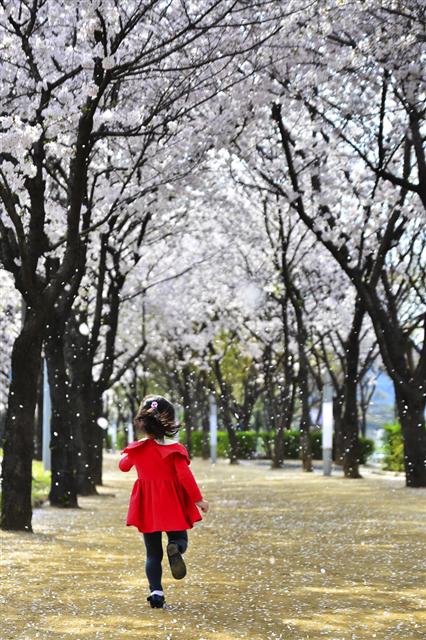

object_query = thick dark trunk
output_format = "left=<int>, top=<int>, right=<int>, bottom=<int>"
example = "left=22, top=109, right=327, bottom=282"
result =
left=33, top=362, right=43, bottom=461
left=298, top=360, right=313, bottom=472
left=64, top=319, right=98, bottom=496
left=45, top=323, right=78, bottom=507
left=239, top=411, right=251, bottom=431
left=341, top=375, right=362, bottom=478
left=92, top=393, right=104, bottom=486
left=271, top=376, right=296, bottom=469
left=1, top=318, right=42, bottom=531
left=300, top=426, right=313, bottom=472
left=287, top=280, right=313, bottom=471
left=360, top=404, right=368, bottom=438
left=264, top=381, right=275, bottom=433
left=271, top=425, right=285, bottom=468
left=395, top=388, right=426, bottom=487
left=239, top=378, right=258, bottom=431
left=340, top=304, right=364, bottom=478
left=73, top=386, right=98, bottom=496
left=224, top=401, right=239, bottom=465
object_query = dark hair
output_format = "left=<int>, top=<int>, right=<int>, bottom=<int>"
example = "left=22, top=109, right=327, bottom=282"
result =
left=134, top=395, right=179, bottom=439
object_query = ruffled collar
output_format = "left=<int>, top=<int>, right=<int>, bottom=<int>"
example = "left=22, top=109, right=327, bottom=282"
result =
left=121, top=438, right=185, bottom=456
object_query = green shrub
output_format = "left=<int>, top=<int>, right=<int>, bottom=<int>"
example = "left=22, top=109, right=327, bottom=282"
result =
left=31, top=459, right=51, bottom=507
left=178, top=428, right=374, bottom=462
left=359, top=436, right=375, bottom=464
left=180, top=429, right=258, bottom=458
left=217, top=431, right=231, bottom=457
left=236, top=431, right=258, bottom=457
left=258, top=430, right=317, bottom=459
left=190, top=431, right=204, bottom=455
left=179, top=430, right=204, bottom=455
left=104, top=432, right=112, bottom=450
left=382, top=423, right=404, bottom=471
left=116, top=430, right=127, bottom=451
left=310, top=431, right=323, bottom=459
left=258, top=432, right=274, bottom=459
left=286, top=430, right=302, bottom=458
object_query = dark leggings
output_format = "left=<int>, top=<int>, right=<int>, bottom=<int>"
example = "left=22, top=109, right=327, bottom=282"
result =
left=142, top=530, right=188, bottom=592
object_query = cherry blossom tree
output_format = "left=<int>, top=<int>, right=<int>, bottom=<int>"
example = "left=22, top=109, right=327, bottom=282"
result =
left=227, top=0, right=426, bottom=485
left=0, top=0, right=289, bottom=530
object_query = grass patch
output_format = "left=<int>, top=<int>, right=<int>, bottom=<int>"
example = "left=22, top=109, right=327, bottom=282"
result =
left=0, top=448, right=51, bottom=507
left=32, top=459, right=51, bottom=507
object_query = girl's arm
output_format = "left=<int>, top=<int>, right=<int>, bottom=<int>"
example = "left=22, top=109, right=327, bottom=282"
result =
left=174, top=455, right=203, bottom=503
left=119, top=454, right=133, bottom=472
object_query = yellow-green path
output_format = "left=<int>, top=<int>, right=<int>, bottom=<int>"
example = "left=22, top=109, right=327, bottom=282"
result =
left=1, top=455, right=425, bottom=640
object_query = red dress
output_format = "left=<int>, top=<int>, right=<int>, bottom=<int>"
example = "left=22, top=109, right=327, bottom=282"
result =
left=118, top=438, right=203, bottom=533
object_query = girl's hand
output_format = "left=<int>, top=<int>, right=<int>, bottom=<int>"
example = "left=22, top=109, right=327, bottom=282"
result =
left=196, top=499, right=209, bottom=514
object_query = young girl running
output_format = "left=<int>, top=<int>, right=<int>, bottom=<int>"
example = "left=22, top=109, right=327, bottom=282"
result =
left=119, top=395, right=209, bottom=609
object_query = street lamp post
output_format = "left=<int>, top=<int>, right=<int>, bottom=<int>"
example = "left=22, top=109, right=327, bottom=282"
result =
left=322, top=376, right=333, bottom=476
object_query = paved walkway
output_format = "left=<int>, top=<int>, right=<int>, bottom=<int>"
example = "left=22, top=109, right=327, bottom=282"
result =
left=1, top=454, right=425, bottom=639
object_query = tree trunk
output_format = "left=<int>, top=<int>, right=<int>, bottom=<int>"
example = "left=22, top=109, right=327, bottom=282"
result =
left=362, top=289, right=426, bottom=487
left=284, top=267, right=313, bottom=471
left=341, top=374, right=362, bottom=478
left=210, top=351, right=239, bottom=464
left=45, top=324, right=79, bottom=508
left=360, top=401, right=368, bottom=438
left=223, top=398, right=239, bottom=464
left=64, top=318, right=98, bottom=496
left=73, top=386, right=98, bottom=496
left=271, top=370, right=297, bottom=469
left=239, top=376, right=258, bottom=431
left=341, top=303, right=364, bottom=478
left=33, top=361, right=43, bottom=461
left=271, top=425, right=285, bottom=468
left=395, top=387, right=426, bottom=487
left=333, top=393, right=344, bottom=465
left=92, top=392, right=104, bottom=486
left=298, top=355, right=313, bottom=472
left=1, top=318, right=42, bottom=531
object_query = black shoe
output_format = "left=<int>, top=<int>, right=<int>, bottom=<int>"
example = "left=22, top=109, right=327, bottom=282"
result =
left=147, top=594, right=165, bottom=609
left=167, top=542, right=187, bottom=580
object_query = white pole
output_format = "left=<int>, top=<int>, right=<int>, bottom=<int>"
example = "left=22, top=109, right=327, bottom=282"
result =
left=322, top=378, right=333, bottom=476
left=209, top=396, right=217, bottom=464
left=127, top=418, right=134, bottom=444
left=42, top=359, right=51, bottom=472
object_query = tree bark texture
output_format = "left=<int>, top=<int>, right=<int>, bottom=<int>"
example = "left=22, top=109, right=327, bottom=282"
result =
left=45, top=322, right=78, bottom=507
left=1, top=316, right=42, bottom=531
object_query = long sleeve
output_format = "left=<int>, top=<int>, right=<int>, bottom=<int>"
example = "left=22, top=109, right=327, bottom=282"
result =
left=119, top=453, right=134, bottom=472
left=174, top=455, right=203, bottom=503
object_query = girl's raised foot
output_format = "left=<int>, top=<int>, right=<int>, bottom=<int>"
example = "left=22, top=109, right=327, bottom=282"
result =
left=167, top=542, right=187, bottom=579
